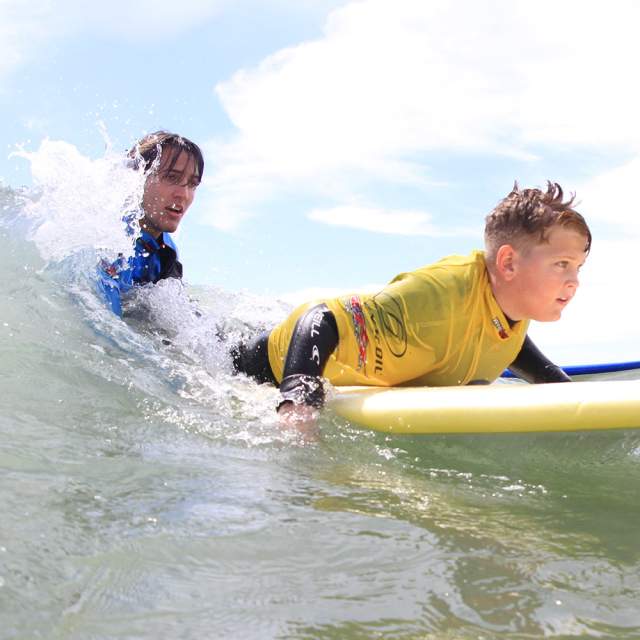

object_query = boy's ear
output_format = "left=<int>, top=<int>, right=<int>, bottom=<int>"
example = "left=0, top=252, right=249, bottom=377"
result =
left=495, top=244, right=518, bottom=281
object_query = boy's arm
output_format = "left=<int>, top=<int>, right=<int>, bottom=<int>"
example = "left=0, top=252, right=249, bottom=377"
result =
left=277, top=303, right=339, bottom=413
left=508, top=334, right=571, bottom=383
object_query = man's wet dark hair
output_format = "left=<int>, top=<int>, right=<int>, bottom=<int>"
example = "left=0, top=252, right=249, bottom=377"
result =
left=129, top=130, right=204, bottom=184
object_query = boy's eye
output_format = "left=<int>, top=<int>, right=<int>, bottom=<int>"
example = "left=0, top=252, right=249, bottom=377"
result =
left=556, top=260, right=569, bottom=268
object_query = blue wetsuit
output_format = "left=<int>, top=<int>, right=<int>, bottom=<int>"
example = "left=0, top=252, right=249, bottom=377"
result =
left=98, top=230, right=183, bottom=316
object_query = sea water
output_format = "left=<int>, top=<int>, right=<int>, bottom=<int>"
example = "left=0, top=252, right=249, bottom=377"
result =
left=1, top=144, right=640, bottom=639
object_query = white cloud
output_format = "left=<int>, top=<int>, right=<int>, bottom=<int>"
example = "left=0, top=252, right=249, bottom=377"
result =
left=205, top=0, right=640, bottom=230
left=59, top=0, right=230, bottom=40
left=0, top=0, right=231, bottom=80
left=0, top=1, right=53, bottom=80
left=308, top=204, right=477, bottom=237
left=577, top=156, right=640, bottom=234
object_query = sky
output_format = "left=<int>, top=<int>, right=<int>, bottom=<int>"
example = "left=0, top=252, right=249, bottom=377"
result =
left=2, top=0, right=640, bottom=364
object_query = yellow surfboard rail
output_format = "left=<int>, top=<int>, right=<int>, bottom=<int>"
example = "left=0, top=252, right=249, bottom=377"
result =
left=328, top=379, right=640, bottom=434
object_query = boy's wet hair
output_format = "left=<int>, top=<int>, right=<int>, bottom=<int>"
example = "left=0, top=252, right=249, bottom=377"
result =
left=128, top=130, right=204, bottom=184
left=484, top=181, right=592, bottom=259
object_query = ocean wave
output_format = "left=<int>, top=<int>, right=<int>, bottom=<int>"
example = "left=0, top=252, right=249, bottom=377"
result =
left=0, top=156, right=296, bottom=449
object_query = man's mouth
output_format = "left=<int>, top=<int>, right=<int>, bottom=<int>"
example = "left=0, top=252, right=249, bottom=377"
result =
left=166, top=204, right=183, bottom=215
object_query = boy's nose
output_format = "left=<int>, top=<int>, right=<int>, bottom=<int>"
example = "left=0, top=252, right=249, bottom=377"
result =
left=567, top=270, right=579, bottom=288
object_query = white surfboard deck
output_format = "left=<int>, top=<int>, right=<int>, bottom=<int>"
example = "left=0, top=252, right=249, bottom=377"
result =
left=328, top=379, right=640, bottom=434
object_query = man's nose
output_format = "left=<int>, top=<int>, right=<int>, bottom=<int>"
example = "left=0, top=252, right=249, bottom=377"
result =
left=171, top=182, right=190, bottom=198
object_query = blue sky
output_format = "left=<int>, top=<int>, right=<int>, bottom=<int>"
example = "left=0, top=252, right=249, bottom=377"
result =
left=2, top=0, right=640, bottom=363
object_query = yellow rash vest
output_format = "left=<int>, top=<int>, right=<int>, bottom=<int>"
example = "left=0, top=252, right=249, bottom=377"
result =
left=267, top=251, right=529, bottom=387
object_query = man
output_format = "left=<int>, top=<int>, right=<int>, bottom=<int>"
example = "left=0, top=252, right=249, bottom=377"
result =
left=98, top=131, right=204, bottom=316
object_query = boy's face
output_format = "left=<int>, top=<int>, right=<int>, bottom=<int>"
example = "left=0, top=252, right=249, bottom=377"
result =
left=510, top=227, right=588, bottom=322
left=141, top=149, right=200, bottom=237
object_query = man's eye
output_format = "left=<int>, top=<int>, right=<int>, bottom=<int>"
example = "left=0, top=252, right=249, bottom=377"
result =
left=163, top=173, right=181, bottom=184
left=556, top=261, right=568, bottom=268
left=160, top=173, right=199, bottom=188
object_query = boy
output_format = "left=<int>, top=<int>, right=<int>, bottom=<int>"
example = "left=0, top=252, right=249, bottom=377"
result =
left=98, top=130, right=204, bottom=316
left=233, top=182, right=591, bottom=423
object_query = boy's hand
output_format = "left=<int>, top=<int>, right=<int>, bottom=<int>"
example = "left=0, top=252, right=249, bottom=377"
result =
left=276, top=374, right=325, bottom=438
left=277, top=402, right=320, bottom=439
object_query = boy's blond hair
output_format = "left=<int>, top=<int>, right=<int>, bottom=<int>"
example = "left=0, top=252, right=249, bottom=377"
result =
left=484, top=182, right=591, bottom=261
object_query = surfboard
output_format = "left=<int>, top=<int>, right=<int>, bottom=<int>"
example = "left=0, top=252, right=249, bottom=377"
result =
left=503, top=359, right=640, bottom=378
left=328, top=379, right=640, bottom=434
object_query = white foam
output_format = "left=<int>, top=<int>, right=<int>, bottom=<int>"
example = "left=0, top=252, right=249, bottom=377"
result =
left=13, top=137, right=146, bottom=262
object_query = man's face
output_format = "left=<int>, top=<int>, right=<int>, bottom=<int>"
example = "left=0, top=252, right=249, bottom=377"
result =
left=510, top=227, right=588, bottom=322
left=141, top=149, right=200, bottom=237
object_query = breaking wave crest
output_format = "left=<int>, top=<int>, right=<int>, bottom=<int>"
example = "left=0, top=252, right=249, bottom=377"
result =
left=0, top=142, right=298, bottom=448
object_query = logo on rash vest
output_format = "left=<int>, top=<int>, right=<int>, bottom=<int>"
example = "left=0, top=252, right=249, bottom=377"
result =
left=100, top=255, right=127, bottom=278
left=492, top=316, right=509, bottom=340
left=344, top=295, right=369, bottom=370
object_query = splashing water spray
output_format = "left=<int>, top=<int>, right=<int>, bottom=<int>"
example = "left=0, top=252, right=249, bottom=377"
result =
left=11, top=126, right=147, bottom=264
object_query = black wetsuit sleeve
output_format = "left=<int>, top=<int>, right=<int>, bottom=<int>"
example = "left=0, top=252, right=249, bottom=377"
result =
left=508, top=334, right=571, bottom=383
left=277, top=303, right=339, bottom=410
left=157, top=245, right=183, bottom=280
